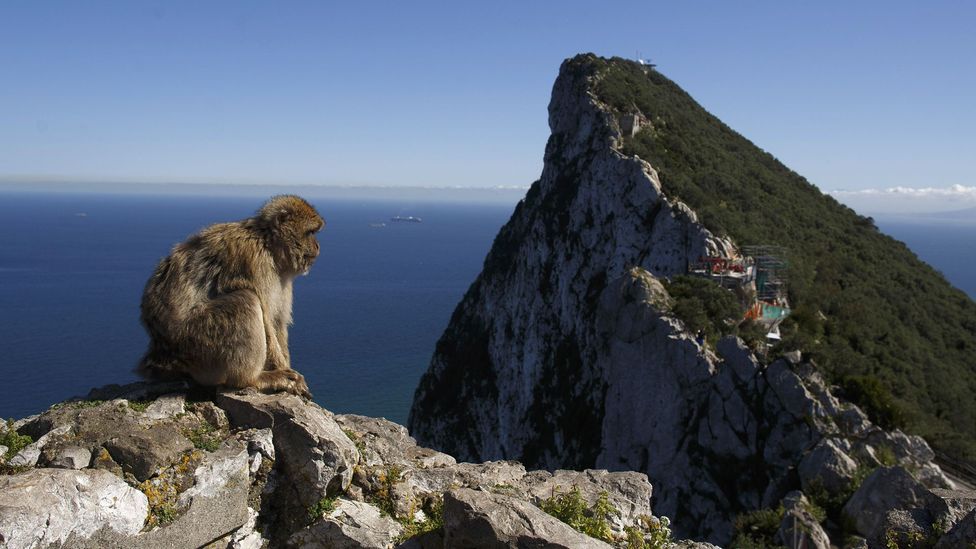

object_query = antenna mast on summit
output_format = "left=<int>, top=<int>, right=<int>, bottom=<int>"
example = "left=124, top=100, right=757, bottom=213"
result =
left=636, top=50, right=656, bottom=70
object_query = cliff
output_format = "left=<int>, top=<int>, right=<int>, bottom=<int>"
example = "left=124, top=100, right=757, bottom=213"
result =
left=408, top=54, right=976, bottom=547
left=0, top=381, right=705, bottom=549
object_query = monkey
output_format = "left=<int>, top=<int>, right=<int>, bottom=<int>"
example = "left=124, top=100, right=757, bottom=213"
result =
left=137, top=195, right=324, bottom=398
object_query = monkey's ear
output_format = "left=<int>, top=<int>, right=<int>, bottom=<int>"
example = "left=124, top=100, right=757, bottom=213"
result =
left=272, top=207, right=293, bottom=225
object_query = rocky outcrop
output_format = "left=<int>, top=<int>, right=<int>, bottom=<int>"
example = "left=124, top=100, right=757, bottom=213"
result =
left=0, top=382, right=681, bottom=548
left=407, top=54, right=969, bottom=546
left=442, top=488, right=611, bottom=548
left=777, top=491, right=829, bottom=549
left=0, top=468, right=148, bottom=548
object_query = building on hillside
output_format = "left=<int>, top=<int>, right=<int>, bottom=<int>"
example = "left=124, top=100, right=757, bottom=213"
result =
left=689, top=245, right=791, bottom=343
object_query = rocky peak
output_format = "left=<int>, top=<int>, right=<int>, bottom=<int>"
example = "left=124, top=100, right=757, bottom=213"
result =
left=407, top=54, right=975, bottom=547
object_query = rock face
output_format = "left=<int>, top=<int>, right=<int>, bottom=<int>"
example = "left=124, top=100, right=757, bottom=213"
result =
left=0, top=382, right=675, bottom=548
left=407, top=54, right=966, bottom=544
left=442, top=488, right=611, bottom=548
left=0, top=468, right=148, bottom=549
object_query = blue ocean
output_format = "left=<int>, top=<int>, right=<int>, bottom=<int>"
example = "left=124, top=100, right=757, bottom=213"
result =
left=0, top=192, right=512, bottom=423
left=0, top=192, right=973, bottom=423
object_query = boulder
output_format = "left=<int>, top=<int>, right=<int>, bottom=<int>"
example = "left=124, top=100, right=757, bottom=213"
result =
left=777, top=491, right=830, bottom=549
left=217, top=390, right=359, bottom=507
left=0, top=468, right=148, bottom=549
left=47, top=446, right=92, bottom=469
left=928, top=487, right=976, bottom=528
left=227, top=507, right=265, bottom=549
left=288, top=499, right=403, bottom=549
left=935, top=508, right=976, bottom=548
left=520, top=469, right=653, bottom=534
left=842, top=467, right=936, bottom=540
left=7, top=424, right=71, bottom=468
left=194, top=401, right=231, bottom=431
left=141, top=393, right=186, bottom=423
left=103, top=422, right=195, bottom=481
left=877, top=508, right=934, bottom=549
left=336, top=414, right=455, bottom=470
left=798, top=438, right=858, bottom=495
left=442, top=488, right=612, bottom=548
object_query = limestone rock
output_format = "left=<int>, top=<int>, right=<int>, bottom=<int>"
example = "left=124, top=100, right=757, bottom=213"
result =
left=798, top=438, right=858, bottom=495
left=442, top=488, right=612, bottom=548
left=288, top=499, right=403, bottom=549
left=336, top=414, right=455, bottom=470
left=0, top=468, right=148, bottom=549
left=217, top=390, right=359, bottom=507
left=240, top=427, right=275, bottom=461
left=928, top=487, right=976, bottom=528
left=877, top=508, right=934, bottom=549
left=195, top=401, right=231, bottom=431
left=842, top=467, right=936, bottom=541
left=227, top=506, right=265, bottom=549
left=47, top=446, right=92, bottom=469
left=935, top=508, right=976, bottom=548
left=8, top=424, right=71, bottom=468
left=520, top=469, right=653, bottom=534
left=777, top=491, right=830, bottom=549
left=103, top=422, right=194, bottom=481
left=141, top=393, right=186, bottom=422
left=405, top=54, right=962, bottom=545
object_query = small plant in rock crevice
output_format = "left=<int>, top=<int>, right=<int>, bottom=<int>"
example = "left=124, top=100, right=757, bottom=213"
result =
left=1, top=419, right=32, bottom=460
left=307, top=496, right=337, bottom=522
left=538, top=485, right=615, bottom=542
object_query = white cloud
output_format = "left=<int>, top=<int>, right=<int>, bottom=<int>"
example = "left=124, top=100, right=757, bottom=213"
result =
left=830, top=184, right=976, bottom=200
left=828, top=185, right=976, bottom=215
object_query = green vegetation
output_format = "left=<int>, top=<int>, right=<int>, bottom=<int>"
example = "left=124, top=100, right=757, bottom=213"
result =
left=183, top=422, right=221, bottom=452
left=308, top=496, right=337, bottom=521
left=343, top=428, right=367, bottom=456
left=127, top=399, right=152, bottom=413
left=1, top=419, right=32, bottom=460
left=804, top=466, right=874, bottom=530
left=730, top=506, right=786, bottom=549
left=573, top=54, right=976, bottom=464
left=369, top=466, right=403, bottom=518
left=624, top=515, right=674, bottom=549
left=395, top=497, right=444, bottom=543
left=538, top=486, right=615, bottom=542
left=51, top=399, right=104, bottom=410
left=839, top=375, right=907, bottom=430
left=666, top=275, right=743, bottom=343
left=138, top=451, right=203, bottom=529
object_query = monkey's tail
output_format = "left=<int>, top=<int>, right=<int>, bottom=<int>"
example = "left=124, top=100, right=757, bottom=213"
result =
left=136, top=347, right=189, bottom=381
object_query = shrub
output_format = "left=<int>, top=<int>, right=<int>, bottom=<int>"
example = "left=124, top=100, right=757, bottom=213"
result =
left=538, top=486, right=615, bottom=542
left=666, top=276, right=743, bottom=342
left=730, top=506, right=785, bottom=549
left=1, top=419, right=32, bottom=460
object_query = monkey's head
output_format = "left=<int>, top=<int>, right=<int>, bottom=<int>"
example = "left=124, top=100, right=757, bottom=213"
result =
left=255, top=195, right=325, bottom=276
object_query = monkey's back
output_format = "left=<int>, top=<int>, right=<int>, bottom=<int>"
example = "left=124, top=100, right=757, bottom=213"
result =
left=139, top=221, right=274, bottom=367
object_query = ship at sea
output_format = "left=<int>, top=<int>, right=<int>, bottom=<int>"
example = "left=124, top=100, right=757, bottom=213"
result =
left=391, top=216, right=422, bottom=223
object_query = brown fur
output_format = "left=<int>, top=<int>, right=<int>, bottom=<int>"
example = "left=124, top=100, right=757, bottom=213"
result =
left=137, top=195, right=324, bottom=398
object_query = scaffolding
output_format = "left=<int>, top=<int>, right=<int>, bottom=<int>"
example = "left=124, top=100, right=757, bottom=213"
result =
left=741, top=245, right=789, bottom=303
left=688, top=245, right=792, bottom=344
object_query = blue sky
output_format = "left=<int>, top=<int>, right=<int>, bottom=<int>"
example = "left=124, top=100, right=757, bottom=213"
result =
left=1, top=1, right=974, bottom=207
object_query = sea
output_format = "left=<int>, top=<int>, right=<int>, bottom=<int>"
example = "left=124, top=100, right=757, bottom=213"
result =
left=0, top=191, right=973, bottom=423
